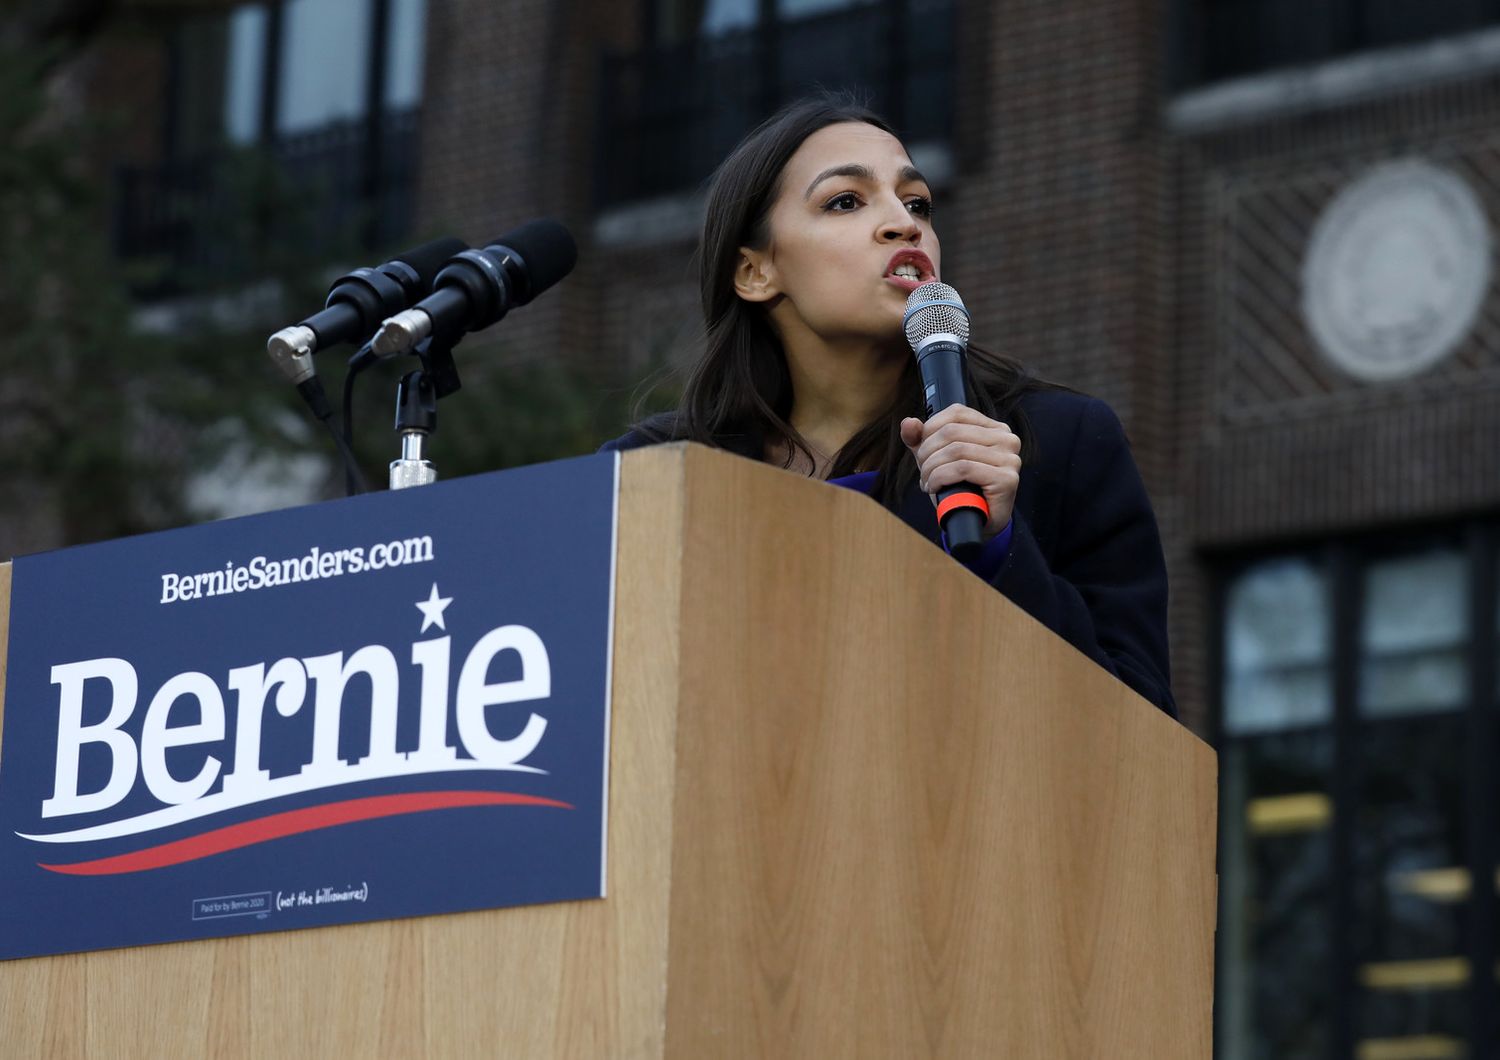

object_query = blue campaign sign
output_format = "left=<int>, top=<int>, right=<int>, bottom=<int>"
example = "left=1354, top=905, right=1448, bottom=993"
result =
left=0, top=453, right=618, bottom=960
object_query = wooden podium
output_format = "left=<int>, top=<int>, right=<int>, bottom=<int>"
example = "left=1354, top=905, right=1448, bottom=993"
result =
left=0, top=443, right=1215, bottom=1057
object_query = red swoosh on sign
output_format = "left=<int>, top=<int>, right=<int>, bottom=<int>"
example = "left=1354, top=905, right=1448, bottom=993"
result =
left=36, top=790, right=573, bottom=876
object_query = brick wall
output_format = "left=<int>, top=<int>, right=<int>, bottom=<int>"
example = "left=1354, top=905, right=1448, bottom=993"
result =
left=1170, top=72, right=1500, bottom=733
left=1176, top=77, right=1500, bottom=546
left=417, top=0, right=640, bottom=387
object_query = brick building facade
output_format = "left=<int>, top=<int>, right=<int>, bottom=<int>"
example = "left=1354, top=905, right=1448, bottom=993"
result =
left=28, top=0, right=1500, bottom=1053
left=417, top=5, right=1500, bottom=1054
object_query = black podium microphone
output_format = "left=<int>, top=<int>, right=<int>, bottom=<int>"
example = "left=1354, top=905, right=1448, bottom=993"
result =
left=371, top=219, right=578, bottom=358
left=266, top=236, right=467, bottom=385
left=902, top=282, right=988, bottom=559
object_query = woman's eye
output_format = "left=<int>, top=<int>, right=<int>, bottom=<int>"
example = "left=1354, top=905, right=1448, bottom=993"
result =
left=823, top=191, right=861, bottom=212
left=906, top=196, right=934, bottom=218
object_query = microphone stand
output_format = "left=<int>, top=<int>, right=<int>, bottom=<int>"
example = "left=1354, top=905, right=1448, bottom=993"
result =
left=386, top=332, right=463, bottom=491
left=389, top=369, right=436, bottom=489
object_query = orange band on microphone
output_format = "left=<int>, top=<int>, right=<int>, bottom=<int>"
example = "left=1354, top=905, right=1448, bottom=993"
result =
left=936, top=492, right=989, bottom=522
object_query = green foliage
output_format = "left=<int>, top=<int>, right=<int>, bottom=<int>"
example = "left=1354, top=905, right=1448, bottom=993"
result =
left=1, top=44, right=167, bottom=548
left=0, top=44, right=329, bottom=553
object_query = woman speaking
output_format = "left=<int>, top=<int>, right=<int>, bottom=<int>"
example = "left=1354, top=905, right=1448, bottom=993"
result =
left=602, top=95, right=1175, bottom=718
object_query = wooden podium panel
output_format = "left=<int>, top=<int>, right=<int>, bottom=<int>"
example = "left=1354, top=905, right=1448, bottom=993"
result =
left=0, top=444, right=1215, bottom=1057
left=659, top=445, right=1214, bottom=1056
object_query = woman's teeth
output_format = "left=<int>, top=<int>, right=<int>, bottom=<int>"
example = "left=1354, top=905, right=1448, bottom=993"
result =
left=892, top=264, right=921, bottom=280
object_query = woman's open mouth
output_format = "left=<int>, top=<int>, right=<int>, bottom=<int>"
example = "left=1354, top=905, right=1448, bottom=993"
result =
left=884, top=249, right=935, bottom=292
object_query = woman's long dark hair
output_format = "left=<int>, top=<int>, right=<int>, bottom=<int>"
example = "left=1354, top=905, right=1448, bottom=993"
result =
left=640, top=94, right=1045, bottom=512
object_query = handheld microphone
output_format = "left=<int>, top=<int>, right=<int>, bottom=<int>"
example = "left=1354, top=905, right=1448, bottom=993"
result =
left=266, top=236, right=467, bottom=385
left=903, top=282, right=988, bottom=559
left=371, top=219, right=578, bottom=358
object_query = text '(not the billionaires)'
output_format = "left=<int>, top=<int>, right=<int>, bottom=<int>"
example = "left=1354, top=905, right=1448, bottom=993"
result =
left=160, top=536, right=435, bottom=605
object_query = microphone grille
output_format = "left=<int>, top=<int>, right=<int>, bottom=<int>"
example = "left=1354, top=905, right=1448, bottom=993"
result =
left=902, top=281, right=970, bottom=349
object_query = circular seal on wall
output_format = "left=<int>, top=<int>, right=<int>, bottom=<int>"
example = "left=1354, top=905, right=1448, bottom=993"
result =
left=1302, top=160, right=1491, bottom=382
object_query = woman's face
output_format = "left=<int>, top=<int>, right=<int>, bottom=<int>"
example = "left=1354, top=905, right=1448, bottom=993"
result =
left=737, top=121, right=941, bottom=350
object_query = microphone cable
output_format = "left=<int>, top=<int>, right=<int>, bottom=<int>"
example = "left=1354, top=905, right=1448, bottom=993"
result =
left=291, top=373, right=370, bottom=497
left=338, top=341, right=378, bottom=497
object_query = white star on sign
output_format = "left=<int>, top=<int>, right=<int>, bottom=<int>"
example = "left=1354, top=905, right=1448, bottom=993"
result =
left=415, top=583, right=453, bottom=633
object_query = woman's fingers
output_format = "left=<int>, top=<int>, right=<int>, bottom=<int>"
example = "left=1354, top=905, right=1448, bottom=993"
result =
left=924, top=458, right=1019, bottom=494
left=901, top=406, right=1021, bottom=536
left=909, top=411, right=1015, bottom=465
left=917, top=434, right=1018, bottom=479
left=909, top=426, right=1020, bottom=486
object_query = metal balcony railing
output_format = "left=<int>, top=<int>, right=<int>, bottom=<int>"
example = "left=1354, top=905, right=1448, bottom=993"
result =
left=113, top=108, right=420, bottom=297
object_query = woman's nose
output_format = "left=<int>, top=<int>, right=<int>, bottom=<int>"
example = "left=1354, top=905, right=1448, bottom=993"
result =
left=878, top=205, right=921, bottom=243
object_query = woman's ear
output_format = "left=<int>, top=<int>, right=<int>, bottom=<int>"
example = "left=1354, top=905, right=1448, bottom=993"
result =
left=733, top=246, right=779, bottom=303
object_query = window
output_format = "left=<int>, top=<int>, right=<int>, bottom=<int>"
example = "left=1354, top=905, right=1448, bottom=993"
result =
left=1219, top=557, right=1336, bottom=1057
left=1216, top=527, right=1500, bottom=1058
left=597, top=0, right=953, bottom=209
left=1177, top=0, right=1500, bottom=87
left=116, top=0, right=427, bottom=294
left=276, top=0, right=374, bottom=134
left=225, top=6, right=269, bottom=146
left=698, top=0, right=880, bottom=33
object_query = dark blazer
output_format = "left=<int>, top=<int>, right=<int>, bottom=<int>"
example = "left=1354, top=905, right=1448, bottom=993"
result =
left=601, top=389, right=1176, bottom=717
